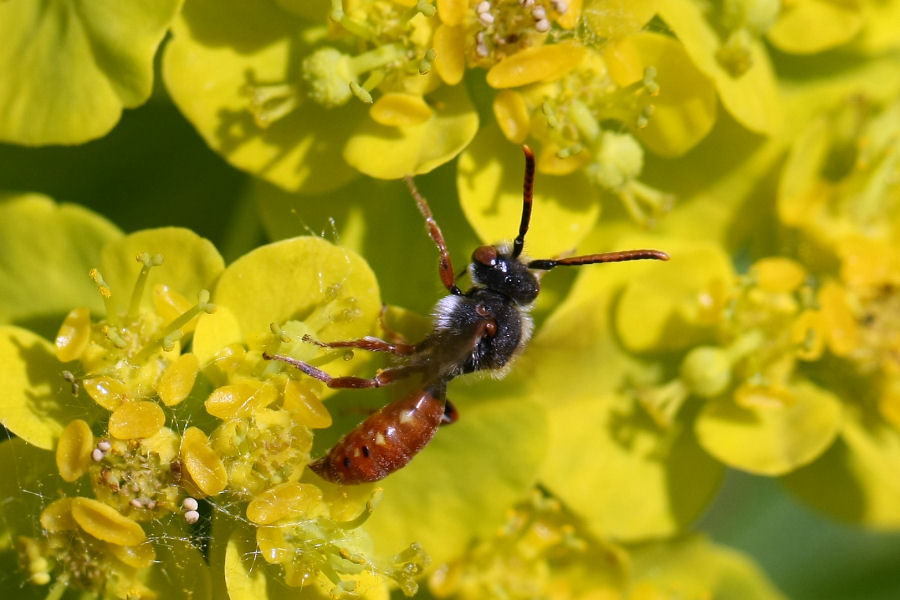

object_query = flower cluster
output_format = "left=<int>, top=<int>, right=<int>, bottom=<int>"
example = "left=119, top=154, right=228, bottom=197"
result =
left=0, top=208, right=427, bottom=598
left=3, top=0, right=900, bottom=598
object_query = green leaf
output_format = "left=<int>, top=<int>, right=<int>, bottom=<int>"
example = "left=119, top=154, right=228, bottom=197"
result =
left=696, top=380, right=843, bottom=476
left=0, top=195, right=122, bottom=337
left=100, top=227, right=225, bottom=318
left=457, top=124, right=599, bottom=259
left=0, top=0, right=182, bottom=145
left=0, top=326, right=97, bottom=450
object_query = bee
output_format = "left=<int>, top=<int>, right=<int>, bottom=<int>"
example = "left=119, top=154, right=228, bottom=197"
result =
left=266, top=146, right=669, bottom=484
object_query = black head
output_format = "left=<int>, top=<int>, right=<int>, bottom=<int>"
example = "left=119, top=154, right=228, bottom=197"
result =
left=470, top=244, right=540, bottom=304
left=468, top=145, right=670, bottom=301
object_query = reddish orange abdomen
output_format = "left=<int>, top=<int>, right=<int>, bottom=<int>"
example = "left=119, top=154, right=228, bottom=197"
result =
left=309, top=388, right=446, bottom=484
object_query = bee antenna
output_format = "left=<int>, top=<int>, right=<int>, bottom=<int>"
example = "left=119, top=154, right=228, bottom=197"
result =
left=528, top=249, right=670, bottom=270
left=511, top=145, right=535, bottom=259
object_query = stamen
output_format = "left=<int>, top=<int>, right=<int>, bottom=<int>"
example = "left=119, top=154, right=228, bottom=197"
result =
left=90, top=268, right=115, bottom=321
left=132, top=290, right=214, bottom=363
left=127, top=253, right=164, bottom=323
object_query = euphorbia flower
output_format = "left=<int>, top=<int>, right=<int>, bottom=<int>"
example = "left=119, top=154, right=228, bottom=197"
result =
left=163, top=0, right=479, bottom=193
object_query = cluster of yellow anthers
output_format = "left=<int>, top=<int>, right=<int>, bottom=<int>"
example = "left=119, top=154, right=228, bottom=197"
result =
left=777, top=96, right=900, bottom=429
left=248, top=0, right=575, bottom=123
left=635, top=256, right=832, bottom=429
left=16, top=251, right=426, bottom=598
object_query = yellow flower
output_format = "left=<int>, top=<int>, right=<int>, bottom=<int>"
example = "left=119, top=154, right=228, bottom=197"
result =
left=164, top=0, right=478, bottom=193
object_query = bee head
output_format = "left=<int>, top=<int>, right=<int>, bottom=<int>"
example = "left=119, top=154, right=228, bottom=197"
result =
left=470, top=245, right=539, bottom=305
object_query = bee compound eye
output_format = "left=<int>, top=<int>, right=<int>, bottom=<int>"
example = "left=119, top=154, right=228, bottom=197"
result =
left=473, top=245, right=499, bottom=266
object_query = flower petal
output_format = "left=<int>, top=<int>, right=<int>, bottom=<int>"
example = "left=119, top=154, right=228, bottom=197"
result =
left=696, top=380, right=843, bottom=475
left=457, top=125, right=598, bottom=259
left=0, top=326, right=95, bottom=450
left=163, top=0, right=361, bottom=193
left=0, top=0, right=181, bottom=144
left=343, top=84, right=478, bottom=180
left=204, top=236, right=380, bottom=346
left=0, top=195, right=121, bottom=336
left=100, top=227, right=224, bottom=318
left=362, top=378, right=547, bottom=565
left=606, top=32, right=718, bottom=157
left=658, top=0, right=782, bottom=135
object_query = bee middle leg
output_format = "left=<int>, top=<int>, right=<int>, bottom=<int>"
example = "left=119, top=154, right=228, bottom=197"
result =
left=301, top=333, right=416, bottom=355
left=264, top=353, right=422, bottom=389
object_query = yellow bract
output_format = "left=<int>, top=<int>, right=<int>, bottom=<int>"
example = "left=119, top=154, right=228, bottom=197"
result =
left=205, top=381, right=279, bottom=419
left=487, top=42, right=587, bottom=88
left=56, top=419, right=94, bottom=482
left=433, top=24, right=466, bottom=85
left=70, top=496, right=147, bottom=546
left=767, top=0, right=863, bottom=54
left=40, top=498, right=78, bottom=532
left=492, top=90, right=530, bottom=144
left=658, top=0, right=782, bottom=135
left=55, top=306, right=92, bottom=363
left=751, top=257, right=807, bottom=294
left=153, top=284, right=198, bottom=335
left=605, top=31, right=717, bottom=157
left=158, top=352, right=200, bottom=406
left=370, top=93, right=434, bottom=126
left=283, top=379, right=332, bottom=428
left=84, top=376, right=128, bottom=410
left=615, top=242, right=734, bottom=352
left=108, top=400, right=166, bottom=439
left=246, top=482, right=325, bottom=525
left=696, top=381, right=843, bottom=475
left=181, top=426, right=228, bottom=496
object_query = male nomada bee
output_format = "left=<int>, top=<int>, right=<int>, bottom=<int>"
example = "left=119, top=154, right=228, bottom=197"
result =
left=266, top=146, right=669, bottom=484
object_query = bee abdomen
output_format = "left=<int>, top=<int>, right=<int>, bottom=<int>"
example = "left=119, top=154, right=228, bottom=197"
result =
left=309, top=387, right=446, bottom=484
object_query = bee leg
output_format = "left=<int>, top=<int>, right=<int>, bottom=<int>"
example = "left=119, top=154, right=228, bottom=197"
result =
left=264, top=353, right=422, bottom=389
left=301, top=333, right=417, bottom=355
left=404, top=175, right=463, bottom=296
